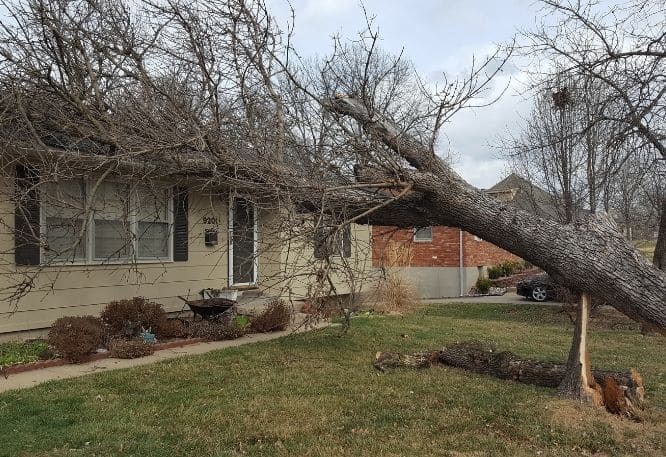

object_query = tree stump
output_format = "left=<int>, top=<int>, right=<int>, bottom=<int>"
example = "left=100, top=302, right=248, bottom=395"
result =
left=557, top=293, right=603, bottom=406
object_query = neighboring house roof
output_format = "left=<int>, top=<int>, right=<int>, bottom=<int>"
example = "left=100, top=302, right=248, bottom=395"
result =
left=486, top=173, right=560, bottom=220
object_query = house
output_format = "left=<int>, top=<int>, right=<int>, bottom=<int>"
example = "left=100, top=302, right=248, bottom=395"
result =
left=485, top=173, right=561, bottom=220
left=370, top=174, right=550, bottom=299
left=371, top=225, right=519, bottom=298
left=0, top=160, right=373, bottom=339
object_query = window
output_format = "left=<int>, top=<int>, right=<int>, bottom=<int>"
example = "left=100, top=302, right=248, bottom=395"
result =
left=92, top=181, right=131, bottom=260
left=42, top=180, right=87, bottom=262
left=413, top=226, right=433, bottom=242
left=41, top=179, right=172, bottom=264
left=136, top=186, right=170, bottom=259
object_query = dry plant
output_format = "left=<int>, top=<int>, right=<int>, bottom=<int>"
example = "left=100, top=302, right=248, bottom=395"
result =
left=373, top=273, right=420, bottom=315
left=250, top=299, right=292, bottom=332
left=47, top=316, right=106, bottom=363
left=371, top=243, right=420, bottom=315
left=108, top=339, right=154, bottom=359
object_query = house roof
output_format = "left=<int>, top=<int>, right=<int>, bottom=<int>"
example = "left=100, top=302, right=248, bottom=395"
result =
left=486, top=173, right=560, bottom=220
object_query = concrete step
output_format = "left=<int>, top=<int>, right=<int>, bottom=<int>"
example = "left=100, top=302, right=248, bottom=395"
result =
left=236, top=295, right=280, bottom=315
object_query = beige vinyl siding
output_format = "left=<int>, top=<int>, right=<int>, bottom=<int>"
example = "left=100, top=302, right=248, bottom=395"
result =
left=0, top=175, right=375, bottom=335
left=0, top=189, right=230, bottom=334
left=276, top=222, right=375, bottom=300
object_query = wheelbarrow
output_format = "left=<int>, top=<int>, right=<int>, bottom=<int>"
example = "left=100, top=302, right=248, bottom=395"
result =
left=178, top=296, right=237, bottom=320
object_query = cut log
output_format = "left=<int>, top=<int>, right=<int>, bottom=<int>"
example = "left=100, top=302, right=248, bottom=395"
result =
left=373, top=350, right=439, bottom=372
left=374, top=342, right=645, bottom=419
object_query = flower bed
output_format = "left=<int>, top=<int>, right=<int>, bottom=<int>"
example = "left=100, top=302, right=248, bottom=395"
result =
left=1, top=297, right=293, bottom=377
left=0, top=340, right=49, bottom=367
left=1, top=337, right=206, bottom=376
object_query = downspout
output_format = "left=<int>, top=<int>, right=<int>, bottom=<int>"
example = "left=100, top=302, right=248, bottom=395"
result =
left=459, top=229, right=464, bottom=296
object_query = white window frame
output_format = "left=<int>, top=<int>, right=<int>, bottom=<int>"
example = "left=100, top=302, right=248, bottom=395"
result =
left=228, top=193, right=258, bottom=287
left=40, top=179, right=174, bottom=265
left=413, top=226, right=433, bottom=243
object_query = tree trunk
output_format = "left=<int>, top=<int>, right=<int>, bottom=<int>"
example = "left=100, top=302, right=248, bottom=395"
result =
left=329, top=96, right=666, bottom=333
left=653, top=197, right=666, bottom=270
left=557, top=293, right=603, bottom=405
left=374, top=343, right=645, bottom=418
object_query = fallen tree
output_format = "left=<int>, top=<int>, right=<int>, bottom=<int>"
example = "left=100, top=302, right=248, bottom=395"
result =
left=330, top=95, right=666, bottom=332
left=374, top=342, right=645, bottom=419
left=0, top=0, right=662, bottom=408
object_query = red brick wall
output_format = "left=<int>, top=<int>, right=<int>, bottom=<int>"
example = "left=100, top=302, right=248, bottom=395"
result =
left=372, top=226, right=519, bottom=268
left=461, top=232, right=520, bottom=267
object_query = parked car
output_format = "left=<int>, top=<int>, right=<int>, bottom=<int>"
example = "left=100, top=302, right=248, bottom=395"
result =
left=516, top=274, right=557, bottom=302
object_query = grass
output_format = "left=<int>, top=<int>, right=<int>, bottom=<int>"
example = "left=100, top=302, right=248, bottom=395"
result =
left=0, top=340, right=48, bottom=367
left=0, top=303, right=664, bottom=457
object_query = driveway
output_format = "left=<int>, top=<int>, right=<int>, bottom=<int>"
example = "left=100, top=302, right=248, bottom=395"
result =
left=423, top=292, right=562, bottom=305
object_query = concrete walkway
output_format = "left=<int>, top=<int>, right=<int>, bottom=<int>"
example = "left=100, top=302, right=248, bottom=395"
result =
left=0, top=321, right=331, bottom=393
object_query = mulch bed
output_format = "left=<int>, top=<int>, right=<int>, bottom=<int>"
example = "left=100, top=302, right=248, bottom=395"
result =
left=1, top=337, right=205, bottom=377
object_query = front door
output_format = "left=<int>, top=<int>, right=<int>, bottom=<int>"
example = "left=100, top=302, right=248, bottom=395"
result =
left=229, top=196, right=256, bottom=285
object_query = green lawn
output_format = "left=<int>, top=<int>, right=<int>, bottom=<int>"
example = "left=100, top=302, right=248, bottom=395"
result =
left=1, top=303, right=664, bottom=457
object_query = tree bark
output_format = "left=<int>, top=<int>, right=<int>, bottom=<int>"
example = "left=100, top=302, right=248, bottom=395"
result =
left=653, top=197, right=666, bottom=270
left=329, top=96, right=666, bottom=333
left=557, top=293, right=603, bottom=405
left=374, top=343, right=645, bottom=418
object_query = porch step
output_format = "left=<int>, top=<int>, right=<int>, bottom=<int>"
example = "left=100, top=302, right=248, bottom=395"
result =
left=236, top=295, right=280, bottom=315
left=237, top=288, right=263, bottom=300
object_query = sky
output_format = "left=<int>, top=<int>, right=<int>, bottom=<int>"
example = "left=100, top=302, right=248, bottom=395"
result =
left=267, top=0, right=541, bottom=188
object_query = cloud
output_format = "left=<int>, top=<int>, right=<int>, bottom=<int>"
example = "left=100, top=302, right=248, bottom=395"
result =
left=454, top=158, right=511, bottom=189
left=266, top=0, right=538, bottom=188
left=298, top=0, right=357, bottom=18
left=442, top=69, right=532, bottom=188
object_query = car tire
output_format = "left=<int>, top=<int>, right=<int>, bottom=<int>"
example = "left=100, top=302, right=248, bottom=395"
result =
left=531, top=286, right=548, bottom=302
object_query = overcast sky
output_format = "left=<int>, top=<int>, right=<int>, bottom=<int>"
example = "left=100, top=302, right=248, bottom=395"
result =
left=267, top=0, right=541, bottom=188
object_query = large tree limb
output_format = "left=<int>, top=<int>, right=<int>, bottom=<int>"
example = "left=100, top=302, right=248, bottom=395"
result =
left=375, top=343, right=645, bottom=419
left=330, top=95, right=666, bottom=332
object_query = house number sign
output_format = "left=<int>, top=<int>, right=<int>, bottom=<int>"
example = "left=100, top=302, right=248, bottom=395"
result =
left=203, top=216, right=219, bottom=225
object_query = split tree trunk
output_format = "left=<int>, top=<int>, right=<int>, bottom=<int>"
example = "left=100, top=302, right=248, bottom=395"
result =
left=329, top=96, right=666, bottom=333
left=557, top=293, right=602, bottom=405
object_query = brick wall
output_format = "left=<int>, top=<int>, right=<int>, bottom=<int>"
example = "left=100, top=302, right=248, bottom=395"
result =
left=372, top=226, right=519, bottom=268
left=462, top=232, right=520, bottom=267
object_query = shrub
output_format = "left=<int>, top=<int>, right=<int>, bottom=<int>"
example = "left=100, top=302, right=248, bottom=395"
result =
left=487, top=266, right=504, bottom=280
left=108, top=339, right=155, bottom=359
left=188, top=317, right=246, bottom=341
left=300, top=301, right=315, bottom=314
left=250, top=299, right=292, bottom=333
left=475, top=278, right=492, bottom=295
left=300, top=297, right=344, bottom=318
left=500, top=260, right=523, bottom=277
left=372, top=272, right=420, bottom=315
left=100, top=297, right=168, bottom=338
left=158, top=319, right=187, bottom=339
left=48, top=316, right=106, bottom=363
